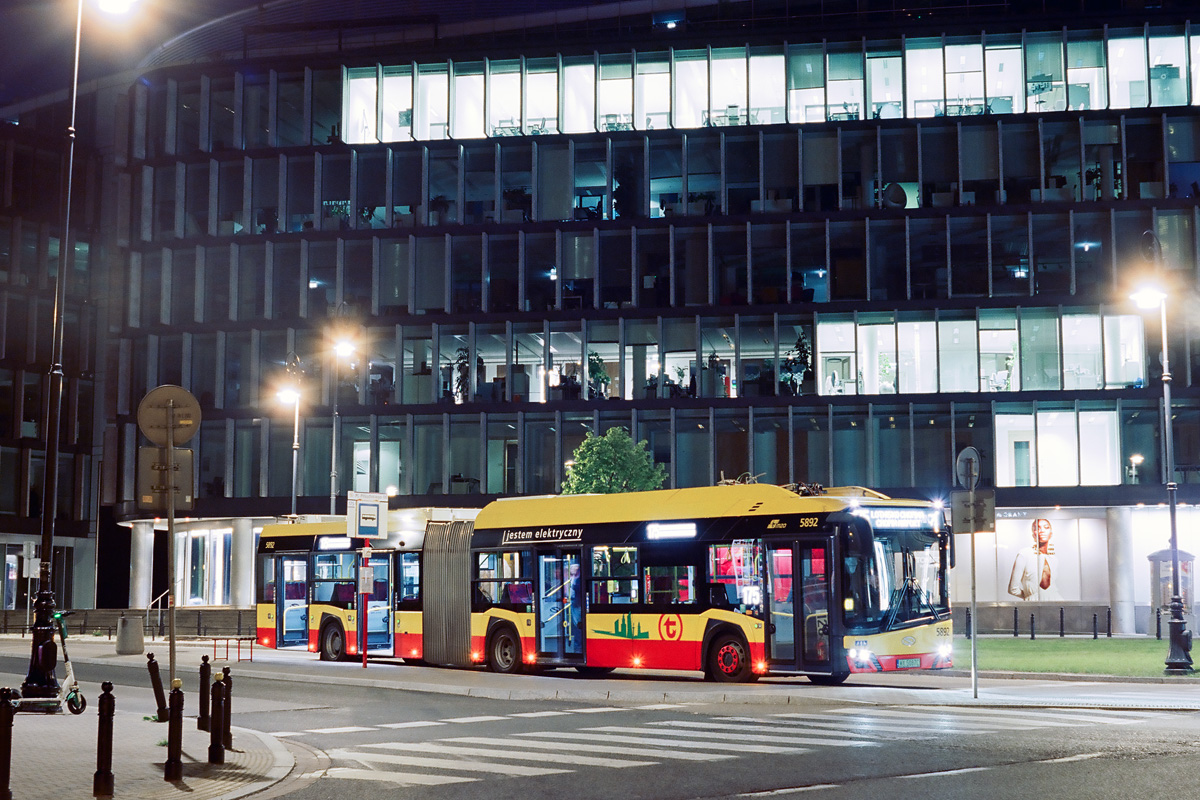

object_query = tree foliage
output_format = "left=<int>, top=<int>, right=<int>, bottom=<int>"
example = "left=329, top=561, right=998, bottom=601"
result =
left=561, top=428, right=667, bottom=495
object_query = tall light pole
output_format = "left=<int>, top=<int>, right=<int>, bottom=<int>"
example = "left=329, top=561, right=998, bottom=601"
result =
left=331, top=339, right=355, bottom=514
left=1132, top=283, right=1194, bottom=674
left=23, top=0, right=140, bottom=702
left=279, top=353, right=303, bottom=517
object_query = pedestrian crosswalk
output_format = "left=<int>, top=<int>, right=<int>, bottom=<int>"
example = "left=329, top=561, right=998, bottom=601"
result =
left=319, top=705, right=1165, bottom=788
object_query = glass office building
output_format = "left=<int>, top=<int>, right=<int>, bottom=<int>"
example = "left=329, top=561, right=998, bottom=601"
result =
left=5, top=1, right=1200, bottom=626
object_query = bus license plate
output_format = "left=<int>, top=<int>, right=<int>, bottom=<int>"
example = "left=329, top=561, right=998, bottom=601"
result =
left=896, top=657, right=921, bottom=669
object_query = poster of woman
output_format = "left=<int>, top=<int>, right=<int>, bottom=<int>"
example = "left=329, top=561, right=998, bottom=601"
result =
left=1008, top=518, right=1062, bottom=601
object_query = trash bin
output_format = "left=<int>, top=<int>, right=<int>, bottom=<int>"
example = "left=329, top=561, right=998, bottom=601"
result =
left=115, top=614, right=144, bottom=655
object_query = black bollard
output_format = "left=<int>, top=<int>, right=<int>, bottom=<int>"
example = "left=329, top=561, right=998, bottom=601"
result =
left=1157, top=608, right=1163, bottom=640
left=1093, top=612, right=1099, bottom=639
left=0, top=687, right=14, bottom=800
left=147, top=653, right=168, bottom=722
left=164, top=679, right=184, bottom=781
left=93, top=682, right=115, bottom=798
left=1030, top=613, right=1036, bottom=640
left=198, top=656, right=211, bottom=731
left=1059, top=607, right=1065, bottom=638
left=1013, top=607, right=1019, bottom=637
left=208, top=676, right=225, bottom=765
left=965, top=608, right=972, bottom=639
left=1106, top=607, right=1112, bottom=638
left=221, top=666, right=233, bottom=750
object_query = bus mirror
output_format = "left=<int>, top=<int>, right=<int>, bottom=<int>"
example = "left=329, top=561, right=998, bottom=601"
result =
left=946, top=528, right=956, bottom=570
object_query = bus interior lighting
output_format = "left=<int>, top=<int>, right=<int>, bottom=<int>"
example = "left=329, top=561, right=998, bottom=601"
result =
left=646, top=522, right=697, bottom=539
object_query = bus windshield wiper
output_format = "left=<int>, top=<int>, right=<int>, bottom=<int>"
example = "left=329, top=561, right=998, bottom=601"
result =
left=883, top=577, right=939, bottom=631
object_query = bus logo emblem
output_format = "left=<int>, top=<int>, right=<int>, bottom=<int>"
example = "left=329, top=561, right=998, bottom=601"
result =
left=901, top=636, right=916, bottom=647
left=658, top=614, right=683, bottom=641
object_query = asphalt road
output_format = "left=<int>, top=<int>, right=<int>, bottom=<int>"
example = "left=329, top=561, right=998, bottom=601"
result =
left=2, top=652, right=1197, bottom=800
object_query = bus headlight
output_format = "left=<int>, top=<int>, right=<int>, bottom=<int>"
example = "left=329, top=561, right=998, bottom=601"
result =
left=849, top=648, right=873, bottom=664
left=937, top=644, right=953, bottom=658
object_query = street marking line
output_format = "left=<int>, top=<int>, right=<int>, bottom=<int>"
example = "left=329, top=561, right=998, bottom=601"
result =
left=509, top=711, right=571, bottom=718
left=898, top=767, right=992, bottom=779
left=537, top=730, right=811, bottom=754
left=449, top=735, right=734, bottom=761
left=378, top=720, right=446, bottom=729
left=441, top=715, right=508, bottom=723
left=621, top=724, right=874, bottom=748
left=764, top=715, right=937, bottom=734
left=324, top=767, right=475, bottom=786
left=305, top=726, right=376, bottom=734
left=650, top=720, right=876, bottom=740
left=368, top=741, right=655, bottom=768
left=1038, top=752, right=1106, bottom=764
left=330, top=748, right=567, bottom=776
left=738, top=785, right=841, bottom=797
left=566, top=706, right=624, bottom=713
left=268, top=731, right=306, bottom=737
left=633, top=704, right=686, bottom=710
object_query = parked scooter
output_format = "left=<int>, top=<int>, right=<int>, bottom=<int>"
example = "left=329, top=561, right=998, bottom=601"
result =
left=14, top=610, right=86, bottom=714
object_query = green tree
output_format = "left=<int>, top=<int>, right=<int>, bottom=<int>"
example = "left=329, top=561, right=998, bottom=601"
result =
left=561, top=428, right=667, bottom=494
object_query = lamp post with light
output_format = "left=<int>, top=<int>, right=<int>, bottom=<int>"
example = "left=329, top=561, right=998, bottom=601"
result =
left=1131, top=281, right=1194, bottom=674
left=22, top=0, right=140, bottom=703
left=278, top=353, right=303, bottom=517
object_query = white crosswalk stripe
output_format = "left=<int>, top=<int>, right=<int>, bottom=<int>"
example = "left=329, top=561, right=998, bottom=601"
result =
left=524, top=730, right=810, bottom=754
left=324, top=767, right=474, bottom=787
left=644, top=719, right=877, bottom=742
left=448, top=735, right=736, bottom=761
left=329, top=748, right=569, bottom=776
left=366, top=741, right=656, bottom=768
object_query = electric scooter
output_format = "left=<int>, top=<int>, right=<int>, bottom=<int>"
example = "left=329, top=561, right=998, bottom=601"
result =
left=14, top=610, right=87, bottom=715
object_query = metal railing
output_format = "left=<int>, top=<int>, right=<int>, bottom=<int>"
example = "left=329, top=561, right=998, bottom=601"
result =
left=147, top=590, right=169, bottom=640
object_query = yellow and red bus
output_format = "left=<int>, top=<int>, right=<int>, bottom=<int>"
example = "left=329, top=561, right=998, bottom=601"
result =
left=256, top=484, right=953, bottom=683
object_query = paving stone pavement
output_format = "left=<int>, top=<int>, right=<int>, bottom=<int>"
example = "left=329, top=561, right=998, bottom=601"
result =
left=7, top=708, right=291, bottom=800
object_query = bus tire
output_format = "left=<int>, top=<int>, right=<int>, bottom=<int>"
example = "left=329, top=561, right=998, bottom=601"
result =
left=319, top=620, right=348, bottom=662
left=808, top=673, right=849, bottom=686
left=487, top=626, right=523, bottom=674
left=707, top=633, right=755, bottom=683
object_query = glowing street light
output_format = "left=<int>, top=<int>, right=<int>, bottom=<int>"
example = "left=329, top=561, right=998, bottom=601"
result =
left=279, top=353, right=303, bottom=517
left=331, top=337, right=357, bottom=514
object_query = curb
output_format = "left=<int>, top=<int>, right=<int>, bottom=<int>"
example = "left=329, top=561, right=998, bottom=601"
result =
left=216, top=726, right=295, bottom=800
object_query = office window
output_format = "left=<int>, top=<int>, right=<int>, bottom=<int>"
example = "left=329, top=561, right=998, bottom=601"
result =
left=598, top=55, right=633, bottom=131
left=381, top=65, right=413, bottom=142
left=827, top=46, right=863, bottom=121
left=416, top=63, right=449, bottom=141
left=866, top=49, right=903, bottom=120
left=787, top=44, right=825, bottom=122
left=635, top=53, right=670, bottom=131
left=344, top=67, right=378, bottom=144
left=562, top=57, right=595, bottom=133
left=897, top=318, right=937, bottom=393
left=1061, top=313, right=1102, bottom=390
left=674, top=49, right=708, bottom=129
left=710, top=47, right=748, bottom=126
left=1025, top=32, right=1065, bottom=112
left=979, top=309, right=1018, bottom=392
left=945, top=41, right=985, bottom=115
left=748, top=47, right=786, bottom=125
left=1066, top=34, right=1106, bottom=110
left=905, top=39, right=944, bottom=118
left=984, top=37, right=1023, bottom=114
left=1108, top=32, right=1149, bottom=109
left=995, top=412, right=1036, bottom=487
left=1036, top=408, right=1079, bottom=486
left=857, top=315, right=897, bottom=395
left=1103, top=314, right=1144, bottom=388
left=1079, top=407, right=1120, bottom=485
left=938, top=317, right=978, bottom=393
left=817, top=318, right=856, bottom=396
left=487, top=60, right=521, bottom=137
left=452, top=62, right=485, bottom=139
left=1018, top=307, right=1061, bottom=390
left=526, top=58, right=559, bottom=134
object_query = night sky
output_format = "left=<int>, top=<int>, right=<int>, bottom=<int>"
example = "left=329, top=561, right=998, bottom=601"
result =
left=0, top=0, right=260, bottom=108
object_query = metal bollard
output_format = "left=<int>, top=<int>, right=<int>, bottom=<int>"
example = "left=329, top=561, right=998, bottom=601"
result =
left=222, top=666, right=233, bottom=750
left=1093, top=613, right=1099, bottom=640
left=164, top=679, right=184, bottom=781
left=208, top=676, right=225, bottom=764
left=198, top=656, right=211, bottom=731
left=1030, top=613, right=1036, bottom=640
left=1157, top=608, right=1163, bottom=640
left=147, top=653, right=168, bottom=722
left=1106, top=607, right=1112, bottom=638
left=1059, top=607, right=1065, bottom=638
left=93, top=682, right=115, bottom=798
left=1013, top=607, right=1019, bottom=637
left=965, top=608, right=972, bottom=640
left=0, top=687, right=14, bottom=800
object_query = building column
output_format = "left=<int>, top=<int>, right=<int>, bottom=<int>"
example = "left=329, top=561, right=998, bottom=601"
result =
left=128, top=521, right=155, bottom=610
left=1106, top=506, right=1137, bottom=635
left=229, top=518, right=256, bottom=609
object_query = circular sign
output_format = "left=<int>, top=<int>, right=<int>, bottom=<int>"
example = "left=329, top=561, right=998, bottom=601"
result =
left=137, top=385, right=202, bottom=447
left=955, top=446, right=982, bottom=491
left=658, top=613, right=683, bottom=642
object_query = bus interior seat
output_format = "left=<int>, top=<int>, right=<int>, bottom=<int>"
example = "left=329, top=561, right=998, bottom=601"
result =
left=506, top=582, right=532, bottom=604
left=331, top=582, right=355, bottom=605
left=285, top=582, right=305, bottom=600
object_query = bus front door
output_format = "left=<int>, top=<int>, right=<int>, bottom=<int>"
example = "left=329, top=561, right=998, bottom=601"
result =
left=278, top=554, right=308, bottom=648
left=365, top=553, right=393, bottom=654
left=767, top=541, right=832, bottom=672
left=537, top=549, right=584, bottom=661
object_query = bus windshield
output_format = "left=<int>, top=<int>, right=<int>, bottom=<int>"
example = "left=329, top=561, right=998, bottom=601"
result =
left=843, top=528, right=948, bottom=631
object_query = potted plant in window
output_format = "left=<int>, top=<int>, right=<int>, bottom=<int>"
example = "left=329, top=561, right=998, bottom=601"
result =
left=780, top=329, right=812, bottom=396
left=586, top=350, right=610, bottom=399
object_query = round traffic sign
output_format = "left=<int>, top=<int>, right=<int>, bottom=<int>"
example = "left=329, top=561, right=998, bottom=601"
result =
left=137, top=385, right=202, bottom=447
left=955, top=446, right=982, bottom=491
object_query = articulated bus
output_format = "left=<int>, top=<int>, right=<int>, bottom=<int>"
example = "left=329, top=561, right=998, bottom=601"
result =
left=256, top=484, right=953, bottom=683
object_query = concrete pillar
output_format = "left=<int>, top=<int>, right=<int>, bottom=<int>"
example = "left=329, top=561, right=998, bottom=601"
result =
left=1106, top=506, right=1137, bottom=634
left=129, top=521, right=155, bottom=610
left=229, top=518, right=256, bottom=609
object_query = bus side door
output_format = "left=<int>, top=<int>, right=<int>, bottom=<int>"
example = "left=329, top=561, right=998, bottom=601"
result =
left=536, top=548, right=584, bottom=661
left=766, top=540, right=832, bottom=671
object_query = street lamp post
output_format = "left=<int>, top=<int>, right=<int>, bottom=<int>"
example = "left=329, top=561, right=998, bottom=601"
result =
left=331, top=339, right=355, bottom=515
left=22, top=0, right=139, bottom=702
left=1132, top=284, right=1194, bottom=674
left=279, top=353, right=303, bottom=517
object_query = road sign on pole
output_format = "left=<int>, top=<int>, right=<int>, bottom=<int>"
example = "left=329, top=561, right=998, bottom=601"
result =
left=347, top=491, right=388, bottom=539
left=950, top=489, right=996, bottom=534
left=955, top=446, right=982, bottom=491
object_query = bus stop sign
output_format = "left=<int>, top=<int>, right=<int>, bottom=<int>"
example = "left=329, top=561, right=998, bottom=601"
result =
left=347, top=490, right=388, bottom=539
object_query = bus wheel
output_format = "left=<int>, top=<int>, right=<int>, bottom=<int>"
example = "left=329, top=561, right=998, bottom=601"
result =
left=708, top=634, right=755, bottom=683
left=319, top=621, right=347, bottom=662
left=487, top=627, right=522, bottom=674
left=808, top=673, right=849, bottom=686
